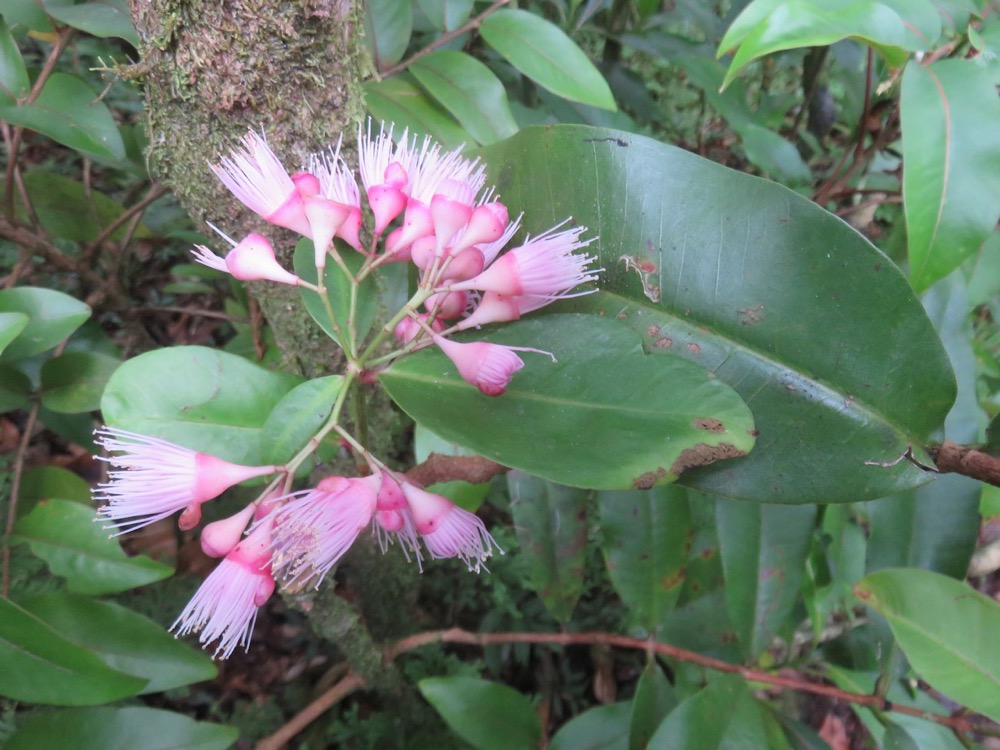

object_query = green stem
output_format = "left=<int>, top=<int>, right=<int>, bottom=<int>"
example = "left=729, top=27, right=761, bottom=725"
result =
left=282, top=369, right=357, bottom=477
left=357, top=286, right=435, bottom=363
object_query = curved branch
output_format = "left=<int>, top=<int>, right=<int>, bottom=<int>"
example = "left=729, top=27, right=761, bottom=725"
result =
left=928, top=441, right=1000, bottom=487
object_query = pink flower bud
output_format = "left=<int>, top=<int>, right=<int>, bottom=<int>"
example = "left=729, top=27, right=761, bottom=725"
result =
left=193, top=234, right=301, bottom=286
left=367, top=184, right=407, bottom=235
left=451, top=202, right=509, bottom=255
left=200, top=502, right=258, bottom=558
left=424, top=291, right=467, bottom=319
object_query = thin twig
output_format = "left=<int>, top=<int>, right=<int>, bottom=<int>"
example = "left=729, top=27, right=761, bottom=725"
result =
left=255, top=671, right=365, bottom=750
left=855, top=47, right=874, bottom=162
left=380, top=0, right=512, bottom=77
left=2, top=401, right=41, bottom=598
left=384, top=629, right=998, bottom=737
left=84, top=182, right=169, bottom=261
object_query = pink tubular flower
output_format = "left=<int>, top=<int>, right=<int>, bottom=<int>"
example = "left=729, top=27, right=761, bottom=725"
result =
left=94, top=427, right=277, bottom=534
left=210, top=131, right=311, bottom=236
left=192, top=233, right=301, bottom=286
left=448, top=221, right=599, bottom=299
left=399, top=482, right=500, bottom=572
left=172, top=516, right=276, bottom=659
left=432, top=335, right=553, bottom=396
left=307, top=142, right=364, bottom=257
left=269, top=474, right=381, bottom=586
left=455, top=292, right=551, bottom=331
left=200, top=502, right=258, bottom=558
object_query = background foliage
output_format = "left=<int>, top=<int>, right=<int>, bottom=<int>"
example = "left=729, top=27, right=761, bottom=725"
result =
left=2, top=0, right=1000, bottom=748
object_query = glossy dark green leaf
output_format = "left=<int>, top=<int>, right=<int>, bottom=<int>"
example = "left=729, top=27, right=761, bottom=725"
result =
left=18, top=593, right=216, bottom=693
left=383, top=315, right=755, bottom=490
left=0, top=287, right=90, bottom=360
left=21, top=170, right=152, bottom=242
left=0, top=363, right=30, bottom=411
left=716, top=501, right=816, bottom=658
left=549, top=702, right=632, bottom=750
left=4, top=707, right=238, bottom=750
left=0, top=596, right=146, bottom=705
left=420, top=676, right=541, bottom=750
left=365, top=0, right=412, bottom=68
left=883, top=724, right=921, bottom=750
left=480, top=9, right=616, bottom=111
left=18, top=465, right=92, bottom=518
left=630, top=662, right=677, bottom=750
left=101, top=345, right=302, bottom=465
left=0, top=72, right=125, bottom=160
left=719, top=0, right=914, bottom=89
left=598, top=486, right=693, bottom=633
left=45, top=0, right=139, bottom=47
left=508, top=471, right=588, bottom=622
left=855, top=568, right=1000, bottom=723
left=0, top=310, right=28, bottom=355
left=293, top=239, right=376, bottom=355
left=13, top=500, right=173, bottom=594
left=476, top=125, right=954, bottom=503
left=0, top=17, right=29, bottom=104
left=41, top=350, right=122, bottom=413
left=901, top=59, right=1000, bottom=291
left=411, top=51, right=518, bottom=145
left=365, top=76, right=469, bottom=150
left=261, top=375, right=342, bottom=465
left=648, top=674, right=789, bottom=749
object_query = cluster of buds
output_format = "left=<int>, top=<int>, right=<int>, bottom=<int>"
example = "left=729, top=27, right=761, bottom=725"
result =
left=193, top=122, right=599, bottom=395
left=93, top=122, right=600, bottom=658
left=95, top=429, right=499, bottom=659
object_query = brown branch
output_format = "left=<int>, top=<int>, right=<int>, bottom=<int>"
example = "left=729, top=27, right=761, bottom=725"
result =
left=405, top=452, right=506, bottom=486
left=928, top=441, right=1000, bottom=487
left=384, top=629, right=996, bottom=737
left=83, top=182, right=169, bottom=261
left=380, top=0, right=512, bottom=77
left=2, top=400, right=41, bottom=598
left=255, top=671, right=365, bottom=750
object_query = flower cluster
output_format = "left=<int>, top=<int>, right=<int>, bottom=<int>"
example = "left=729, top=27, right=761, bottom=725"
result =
left=194, top=122, right=600, bottom=395
left=94, top=429, right=499, bottom=658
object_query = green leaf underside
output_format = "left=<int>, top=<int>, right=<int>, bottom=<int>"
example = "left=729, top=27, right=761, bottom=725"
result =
left=473, top=125, right=954, bottom=503
left=261, top=375, right=343, bottom=465
left=101, top=345, right=302, bottom=466
left=0, top=597, right=146, bottom=705
left=17, top=593, right=216, bottom=694
left=855, top=568, right=1000, bottom=723
left=13, top=500, right=173, bottom=595
left=382, top=314, right=755, bottom=491
left=901, top=59, right=1000, bottom=292
left=0, top=311, right=29, bottom=355
left=420, top=676, right=541, bottom=750
left=3, top=707, right=238, bottom=750
left=293, top=240, right=377, bottom=352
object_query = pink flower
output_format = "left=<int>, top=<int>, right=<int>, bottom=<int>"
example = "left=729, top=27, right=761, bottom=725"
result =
left=200, top=502, right=258, bottom=558
left=172, top=516, right=276, bottom=659
left=455, top=292, right=551, bottom=330
left=210, top=131, right=311, bottom=236
left=306, top=142, right=363, bottom=257
left=94, top=428, right=277, bottom=534
left=448, top=221, right=598, bottom=299
left=432, top=335, right=553, bottom=396
left=399, top=483, right=500, bottom=572
left=192, top=233, right=301, bottom=286
left=269, top=474, right=381, bottom=586
left=449, top=202, right=510, bottom=255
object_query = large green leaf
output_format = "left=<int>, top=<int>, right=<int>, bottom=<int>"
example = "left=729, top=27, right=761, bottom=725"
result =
left=365, top=76, right=469, bottom=150
left=41, top=351, right=122, bottom=413
left=410, top=51, right=519, bottom=146
left=629, top=662, right=677, bottom=750
left=0, top=287, right=90, bottom=360
left=901, top=59, right=1000, bottom=291
left=479, top=9, right=616, bottom=111
left=0, top=17, right=29, bottom=104
left=45, top=0, right=139, bottom=47
left=549, top=702, right=631, bottom=750
left=260, top=375, right=343, bottom=466
left=718, top=0, right=922, bottom=89
left=13, top=500, right=173, bottom=595
left=598, top=486, right=693, bottom=634
left=475, top=125, right=954, bottom=503
left=716, top=501, right=816, bottom=659
left=17, top=593, right=216, bottom=693
left=855, top=568, right=1000, bottom=723
left=3, top=707, right=238, bottom=750
left=101, top=345, right=302, bottom=465
left=364, top=0, right=412, bottom=69
left=21, top=170, right=152, bottom=242
left=648, top=674, right=789, bottom=749
left=382, top=315, right=755, bottom=490
left=0, top=597, right=146, bottom=705
left=0, top=72, right=125, bottom=161
left=0, top=310, right=28, bottom=355
left=507, top=472, right=588, bottom=622
left=419, top=676, right=541, bottom=750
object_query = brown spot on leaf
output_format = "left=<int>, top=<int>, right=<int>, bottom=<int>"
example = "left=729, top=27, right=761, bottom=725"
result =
left=687, top=342, right=701, bottom=354
left=646, top=324, right=660, bottom=337
left=661, top=569, right=686, bottom=590
left=654, top=337, right=672, bottom=349
left=693, top=418, right=724, bottom=433
left=632, top=467, right=667, bottom=489
left=670, top=443, right=746, bottom=476
left=748, top=428, right=760, bottom=437
left=738, top=304, right=765, bottom=325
